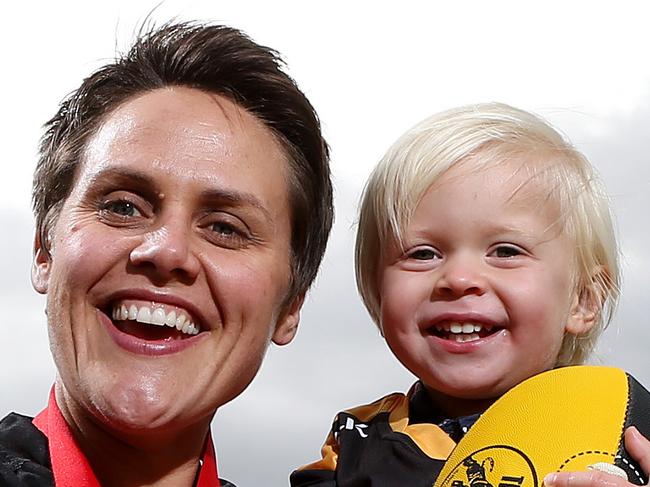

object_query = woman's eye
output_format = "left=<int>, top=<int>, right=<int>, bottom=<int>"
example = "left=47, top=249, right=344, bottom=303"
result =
left=408, top=247, right=440, bottom=260
left=206, top=216, right=250, bottom=249
left=211, top=221, right=238, bottom=237
left=492, top=245, right=522, bottom=258
left=103, top=200, right=141, bottom=218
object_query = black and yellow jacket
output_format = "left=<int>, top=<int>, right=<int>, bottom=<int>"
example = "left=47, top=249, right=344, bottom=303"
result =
left=291, top=382, right=479, bottom=487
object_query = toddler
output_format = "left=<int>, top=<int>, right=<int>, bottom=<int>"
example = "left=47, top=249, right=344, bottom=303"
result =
left=291, top=103, right=639, bottom=486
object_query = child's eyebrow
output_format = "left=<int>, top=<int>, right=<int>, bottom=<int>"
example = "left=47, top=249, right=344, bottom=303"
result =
left=484, top=222, right=563, bottom=246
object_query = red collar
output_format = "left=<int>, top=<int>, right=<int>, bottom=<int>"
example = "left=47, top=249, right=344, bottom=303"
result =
left=33, top=388, right=221, bottom=487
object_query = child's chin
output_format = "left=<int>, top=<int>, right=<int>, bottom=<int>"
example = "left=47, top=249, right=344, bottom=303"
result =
left=427, top=375, right=514, bottom=402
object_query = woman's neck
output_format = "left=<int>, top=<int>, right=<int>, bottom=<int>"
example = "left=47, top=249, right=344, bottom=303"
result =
left=55, top=382, right=212, bottom=487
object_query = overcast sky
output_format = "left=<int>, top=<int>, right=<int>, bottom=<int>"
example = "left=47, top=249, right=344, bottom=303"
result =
left=1, top=1, right=649, bottom=485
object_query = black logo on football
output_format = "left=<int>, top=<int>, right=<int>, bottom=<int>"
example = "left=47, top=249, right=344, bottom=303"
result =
left=438, top=446, right=538, bottom=487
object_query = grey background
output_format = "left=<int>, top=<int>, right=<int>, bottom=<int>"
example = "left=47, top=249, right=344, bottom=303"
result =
left=1, top=1, right=649, bottom=485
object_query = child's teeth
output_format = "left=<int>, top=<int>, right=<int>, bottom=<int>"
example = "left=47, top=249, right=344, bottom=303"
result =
left=433, top=322, right=492, bottom=341
left=445, top=322, right=483, bottom=334
left=453, top=333, right=480, bottom=343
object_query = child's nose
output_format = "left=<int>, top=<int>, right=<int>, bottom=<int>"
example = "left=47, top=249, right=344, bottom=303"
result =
left=433, top=256, right=486, bottom=298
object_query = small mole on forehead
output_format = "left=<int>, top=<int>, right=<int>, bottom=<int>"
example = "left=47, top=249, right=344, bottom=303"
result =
left=158, top=193, right=165, bottom=200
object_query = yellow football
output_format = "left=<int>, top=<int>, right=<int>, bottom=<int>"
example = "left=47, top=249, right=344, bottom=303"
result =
left=434, top=366, right=649, bottom=487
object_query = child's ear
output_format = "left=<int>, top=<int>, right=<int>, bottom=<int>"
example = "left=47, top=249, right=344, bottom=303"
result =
left=565, top=269, right=606, bottom=335
left=31, top=232, right=51, bottom=295
left=272, top=292, right=305, bottom=346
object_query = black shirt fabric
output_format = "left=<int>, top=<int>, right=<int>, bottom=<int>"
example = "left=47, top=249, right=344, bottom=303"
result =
left=408, top=381, right=481, bottom=443
left=291, top=382, right=480, bottom=487
left=0, top=413, right=54, bottom=486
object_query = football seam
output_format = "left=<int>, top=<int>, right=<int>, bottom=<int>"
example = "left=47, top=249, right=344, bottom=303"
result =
left=557, top=450, right=615, bottom=471
left=557, top=450, right=644, bottom=484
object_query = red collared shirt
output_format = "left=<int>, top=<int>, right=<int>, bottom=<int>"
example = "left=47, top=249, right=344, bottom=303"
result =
left=33, top=388, right=221, bottom=487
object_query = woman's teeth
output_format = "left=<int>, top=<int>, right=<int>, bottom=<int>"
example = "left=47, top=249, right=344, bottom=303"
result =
left=111, top=303, right=199, bottom=335
left=432, top=322, right=493, bottom=343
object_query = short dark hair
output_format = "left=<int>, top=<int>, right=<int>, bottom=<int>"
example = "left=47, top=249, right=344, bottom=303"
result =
left=33, top=21, right=333, bottom=297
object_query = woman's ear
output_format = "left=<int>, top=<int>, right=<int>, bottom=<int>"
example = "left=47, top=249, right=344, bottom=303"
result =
left=272, top=292, right=305, bottom=346
left=565, top=267, right=607, bottom=335
left=31, top=232, right=51, bottom=295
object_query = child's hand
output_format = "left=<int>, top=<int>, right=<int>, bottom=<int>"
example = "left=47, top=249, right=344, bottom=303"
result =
left=544, top=428, right=650, bottom=487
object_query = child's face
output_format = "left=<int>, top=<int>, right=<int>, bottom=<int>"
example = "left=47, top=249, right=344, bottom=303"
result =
left=377, top=159, right=592, bottom=410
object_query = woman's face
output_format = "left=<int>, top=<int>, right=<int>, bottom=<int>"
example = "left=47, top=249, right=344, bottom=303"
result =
left=32, top=87, right=300, bottom=436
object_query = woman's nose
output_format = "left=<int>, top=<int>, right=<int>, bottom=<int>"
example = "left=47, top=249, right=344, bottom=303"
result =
left=433, top=255, right=486, bottom=298
left=129, top=221, right=200, bottom=282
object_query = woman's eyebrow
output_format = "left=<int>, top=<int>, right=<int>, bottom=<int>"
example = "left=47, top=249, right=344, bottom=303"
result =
left=84, top=167, right=153, bottom=190
left=198, top=188, right=272, bottom=219
left=83, top=167, right=273, bottom=218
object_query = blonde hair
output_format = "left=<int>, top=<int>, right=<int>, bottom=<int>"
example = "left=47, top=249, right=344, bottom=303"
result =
left=355, top=103, right=619, bottom=366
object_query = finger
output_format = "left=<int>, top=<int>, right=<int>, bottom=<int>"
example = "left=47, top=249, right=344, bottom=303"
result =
left=625, top=427, right=650, bottom=477
left=544, top=470, right=623, bottom=487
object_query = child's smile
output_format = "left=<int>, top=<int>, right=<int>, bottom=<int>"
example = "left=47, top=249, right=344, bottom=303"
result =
left=377, top=158, right=594, bottom=414
left=416, top=298, right=509, bottom=355
left=428, top=320, right=499, bottom=343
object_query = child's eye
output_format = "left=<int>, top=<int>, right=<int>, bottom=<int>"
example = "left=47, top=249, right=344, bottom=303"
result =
left=490, top=245, right=523, bottom=258
left=407, top=247, right=441, bottom=261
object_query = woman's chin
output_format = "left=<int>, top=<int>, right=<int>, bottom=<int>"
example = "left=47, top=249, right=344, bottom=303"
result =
left=87, top=381, right=194, bottom=436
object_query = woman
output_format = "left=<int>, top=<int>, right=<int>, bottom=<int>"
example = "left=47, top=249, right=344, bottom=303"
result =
left=0, top=22, right=333, bottom=487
